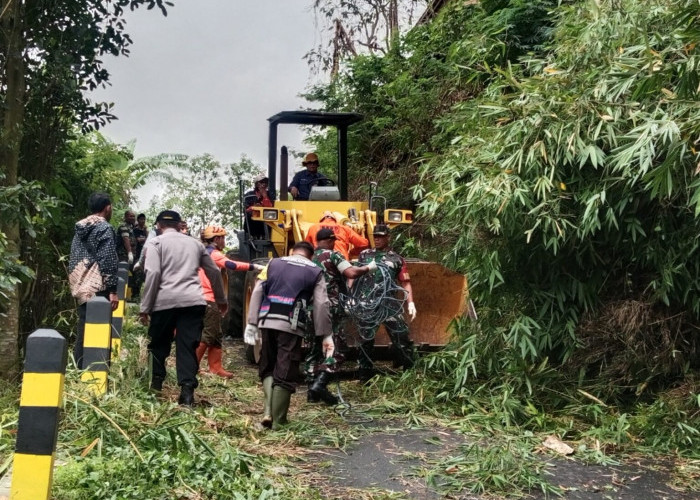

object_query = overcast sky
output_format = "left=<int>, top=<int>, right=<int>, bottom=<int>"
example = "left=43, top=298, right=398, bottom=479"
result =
left=92, top=1, right=325, bottom=204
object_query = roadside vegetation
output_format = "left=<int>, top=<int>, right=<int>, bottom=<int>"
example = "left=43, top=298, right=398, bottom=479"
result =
left=1, top=314, right=698, bottom=498
left=1, top=0, right=699, bottom=497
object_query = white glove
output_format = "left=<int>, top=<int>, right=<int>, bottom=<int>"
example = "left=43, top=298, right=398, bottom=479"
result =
left=322, top=335, right=335, bottom=358
left=133, top=261, right=142, bottom=272
left=252, top=264, right=264, bottom=272
left=128, top=252, right=134, bottom=265
left=366, top=260, right=377, bottom=272
left=407, top=302, right=417, bottom=322
left=244, top=324, right=259, bottom=345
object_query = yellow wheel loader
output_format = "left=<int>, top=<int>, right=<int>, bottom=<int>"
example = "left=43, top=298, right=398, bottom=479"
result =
left=233, top=111, right=469, bottom=363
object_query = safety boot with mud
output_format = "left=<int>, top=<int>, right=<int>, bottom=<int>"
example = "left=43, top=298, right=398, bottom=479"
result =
left=308, top=371, right=338, bottom=405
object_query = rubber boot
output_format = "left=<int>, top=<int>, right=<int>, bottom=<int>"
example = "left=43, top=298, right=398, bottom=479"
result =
left=261, top=376, right=274, bottom=428
left=178, top=385, right=195, bottom=406
left=207, top=346, right=233, bottom=379
left=308, top=371, right=338, bottom=405
left=307, top=382, right=320, bottom=403
left=270, top=385, right=292, bottom=430
left=195, top=342, right=208, bottom=364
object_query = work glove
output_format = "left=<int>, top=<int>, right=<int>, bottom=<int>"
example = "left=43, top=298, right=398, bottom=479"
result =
left=366, top=260, right=378, bottom=272
left=133, top=261, right=142, bottom=272
left=322, top=334, right=335, bottom=358
left=252, top=264, right=265, bottom=273
left=128, top=252, right=134, bottom=265
left=407, top=302, right=417, bottom=322
left=244, top=324, right=260, bottom=345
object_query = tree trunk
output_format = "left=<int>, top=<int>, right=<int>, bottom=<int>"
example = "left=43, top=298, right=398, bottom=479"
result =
left=0, top=0, right=26, bottom=380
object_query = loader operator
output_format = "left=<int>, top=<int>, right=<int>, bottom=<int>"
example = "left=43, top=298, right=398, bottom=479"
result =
left=357, top=224, right=417, bottom=383
left=288, top=152, right=327, bottom=201
left=305, top=228, right=377, bottom=405
left=244, top=241, right=333, bottom=429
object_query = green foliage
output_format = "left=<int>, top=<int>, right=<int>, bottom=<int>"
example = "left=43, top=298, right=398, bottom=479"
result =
left=422, top=438, right=561, bottom=498
left=309, top=0, right=700, bottom=395
left=18, top=132, right=154, bottom=338
left=0, top=178, right=57, bottom=311
left=416, top=0, right=700, bottom=388
left=304, top=0, right=559, bottom=250
left=148, top=154, right=263, bottom=239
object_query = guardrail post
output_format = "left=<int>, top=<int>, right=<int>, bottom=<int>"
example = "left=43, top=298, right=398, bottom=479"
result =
left=118, top=262, right=131, bottom=301
left=10, top=329, right=67, bottom=500
left=81, top=296, right=111, bottom=396
left=111, top=275, right=126, bottom=361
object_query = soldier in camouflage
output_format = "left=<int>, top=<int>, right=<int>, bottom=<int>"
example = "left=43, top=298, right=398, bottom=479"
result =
left=357, top=224, right=417, bottom=382
left=305, top=228, right=376, bottom=404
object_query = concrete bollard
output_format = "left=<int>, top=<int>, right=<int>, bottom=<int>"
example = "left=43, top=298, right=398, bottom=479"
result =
left=111, top=276, right=126, bottom=361
left=11, top=329, right=67, bottom=500
left=118, top=262, right=130, bottom=301
left=80, top=296, right=111, bottom=396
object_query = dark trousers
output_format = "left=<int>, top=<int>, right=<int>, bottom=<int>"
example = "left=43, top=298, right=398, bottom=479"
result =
left=358, top=314, right=414, bottom=370
left=148, top=305, right=206, bottom=388
left=259, top=328, right=303, bottom=393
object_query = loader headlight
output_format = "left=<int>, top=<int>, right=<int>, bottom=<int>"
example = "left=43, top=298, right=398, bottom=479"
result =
left=263, top=209, right=279, bottom=221
left=387, top=210, right=403, bottom=222
left=384, top=209, right=413, bottom=224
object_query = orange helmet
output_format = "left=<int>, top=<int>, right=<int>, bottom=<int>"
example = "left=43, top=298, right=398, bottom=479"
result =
left=320, top=210, right=336, bottom=221
left=201, top=225, right=227, bottom=240
left=302, top=152, right=319, bottom=165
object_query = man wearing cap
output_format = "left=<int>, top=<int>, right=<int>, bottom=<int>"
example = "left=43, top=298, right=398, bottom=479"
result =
left=305, top=228, right=377, bottom=404
left=68, top=192, right=120, bottom=369
left=244, top=174, right=275, bottom=239
left=305, top=211, right=369, bottom=260
left=245, top=174, right=274, bottom=211
left=196, top=225, right=264, bottom=378
left=139, top=210, right=228, bottom=406
left=357, top=224, right=417, bottom=382
left=244, top=241, right=332, bottom=429
left=288, top=152, right=327, bottom=201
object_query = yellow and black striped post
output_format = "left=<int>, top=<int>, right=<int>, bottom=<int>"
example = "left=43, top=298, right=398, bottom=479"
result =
left=81, top=296, right=111, bottom=396
left=111, top=275, right=126, bottom=361
left=118, top=261, right=131, bottom=301
left=11, top=329, right=67, bottom=500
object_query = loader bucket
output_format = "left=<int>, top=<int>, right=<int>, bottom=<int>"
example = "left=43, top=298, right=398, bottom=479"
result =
left=346, top=260, right=469, bottom=349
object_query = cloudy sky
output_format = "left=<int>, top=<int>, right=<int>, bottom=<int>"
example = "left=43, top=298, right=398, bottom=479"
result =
left=93, top=1, right=326, bottom=202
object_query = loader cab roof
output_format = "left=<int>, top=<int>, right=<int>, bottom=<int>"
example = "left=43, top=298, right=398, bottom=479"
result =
left=268, top=111, right=363, bottom=127
left=267, top=111, right=363, bottom=201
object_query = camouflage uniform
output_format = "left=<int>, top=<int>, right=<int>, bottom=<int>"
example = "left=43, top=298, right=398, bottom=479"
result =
left=116, top=221, right=136, bottom=263
left=304, top=248, right=352, bottom=381
left=357, top=248, right=416, bottom=370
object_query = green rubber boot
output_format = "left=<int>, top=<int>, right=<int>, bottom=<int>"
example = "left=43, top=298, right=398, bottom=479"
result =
left=271, top=385, right=292, bottom=430
left=261, top=376, right=274, bottom=428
